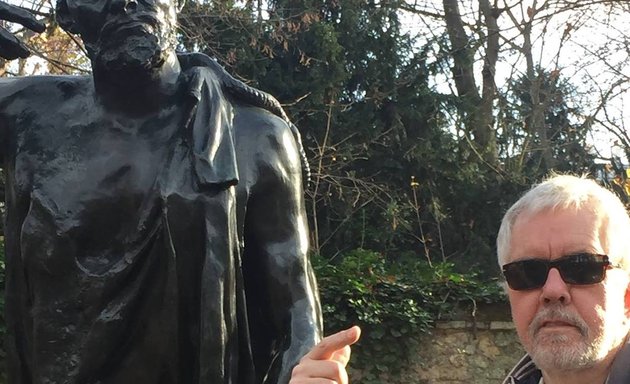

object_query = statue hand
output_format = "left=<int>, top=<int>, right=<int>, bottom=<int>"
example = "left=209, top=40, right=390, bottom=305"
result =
left=0, top=1, right=46, bottom=60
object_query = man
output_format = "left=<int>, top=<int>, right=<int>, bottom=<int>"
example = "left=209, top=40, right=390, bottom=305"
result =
left=291, top=174, right=630, bottom=384
left=0, top=0, right=321, bottom=382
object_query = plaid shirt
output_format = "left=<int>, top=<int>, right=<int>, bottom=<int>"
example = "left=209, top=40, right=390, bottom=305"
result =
left=502, top=342, right=630, bottom=384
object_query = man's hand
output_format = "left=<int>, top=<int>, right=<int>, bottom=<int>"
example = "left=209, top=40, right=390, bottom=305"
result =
left=0, top=1, right=45, bottom=60
left=290, top=326, right=361, bottom=384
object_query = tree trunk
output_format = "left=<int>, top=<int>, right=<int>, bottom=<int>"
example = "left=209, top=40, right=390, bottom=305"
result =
left=522, top=6, right=555, bottom=170
left=443, top=0, right=498, bottom=164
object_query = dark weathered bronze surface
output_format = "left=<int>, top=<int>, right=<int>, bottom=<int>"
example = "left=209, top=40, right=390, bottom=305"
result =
left=0, top=0, right=322, bottom=382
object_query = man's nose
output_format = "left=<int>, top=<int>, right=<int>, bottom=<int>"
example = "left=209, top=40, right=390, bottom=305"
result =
left=540, top=268, right=571, bottom=305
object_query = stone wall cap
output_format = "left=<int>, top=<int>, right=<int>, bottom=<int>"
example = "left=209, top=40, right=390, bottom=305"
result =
left=489, top=321, right=515, bottom=330
left=434, top=320, right=515, bottom=330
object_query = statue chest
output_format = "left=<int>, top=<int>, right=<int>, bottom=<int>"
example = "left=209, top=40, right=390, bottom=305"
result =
left=9, top=109, right=188, bottom=244
left=15, top=106, right=182, bottom=186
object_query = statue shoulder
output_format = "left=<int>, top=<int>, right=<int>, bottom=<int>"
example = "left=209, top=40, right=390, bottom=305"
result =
left=0, top=75, right=91, bottom=112
left=233, top=105, right=292, bottom=143
left=177, top=52, right=310, bottom=184
left=178, top=52, right=291, bottom=123
left=233, top=105, right=306, bottom=178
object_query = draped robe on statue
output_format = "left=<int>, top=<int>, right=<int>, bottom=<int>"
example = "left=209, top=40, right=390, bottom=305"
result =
left=0, top=59, right=282, bottom=383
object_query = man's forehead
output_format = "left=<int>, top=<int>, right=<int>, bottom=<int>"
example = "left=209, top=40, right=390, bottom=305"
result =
left=508, top=208, right=606, bottom=260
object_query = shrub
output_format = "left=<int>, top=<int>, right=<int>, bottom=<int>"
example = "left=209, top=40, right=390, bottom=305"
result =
left=313, top=248, right=505, bottom=383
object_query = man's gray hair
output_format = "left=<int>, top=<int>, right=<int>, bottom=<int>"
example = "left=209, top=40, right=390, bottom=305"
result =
left=496, top=174, right=630, bottom=269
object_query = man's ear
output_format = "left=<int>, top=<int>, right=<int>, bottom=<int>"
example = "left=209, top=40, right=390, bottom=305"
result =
left=624, top=278, right=630, bottom=318
left=55, top=0, right=80, bottom=35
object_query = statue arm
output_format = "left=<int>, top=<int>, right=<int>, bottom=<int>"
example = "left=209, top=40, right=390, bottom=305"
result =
left=0, top=1, right=44, bottom=157
left=0, top=1, right=45, bottom=60
left=242, top=120, right=322, bottom=384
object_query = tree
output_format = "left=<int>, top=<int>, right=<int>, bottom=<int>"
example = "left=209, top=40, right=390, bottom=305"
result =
left=5, top=0, right=626, bottom=274
left=441, top=0, right=499, bottom=164
left=500, top=68, right=594, bottom=175
left=0, top=0, right=87, bottom=76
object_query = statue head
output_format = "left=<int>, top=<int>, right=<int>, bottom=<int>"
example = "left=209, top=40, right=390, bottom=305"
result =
left=56, top=0, right=184, bottom=79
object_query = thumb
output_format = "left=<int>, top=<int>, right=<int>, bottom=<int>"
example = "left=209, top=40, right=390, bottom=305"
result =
left=330, top=345, right=352, bottom=367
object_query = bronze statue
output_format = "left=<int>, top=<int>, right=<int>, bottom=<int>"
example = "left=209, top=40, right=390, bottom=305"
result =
left=0, top=0, right=322, bottom=382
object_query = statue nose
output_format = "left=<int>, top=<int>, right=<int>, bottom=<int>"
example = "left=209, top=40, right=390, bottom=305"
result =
left=110, top=0, right=138, bottom=14
left=124, top=0, right=138, bottom=13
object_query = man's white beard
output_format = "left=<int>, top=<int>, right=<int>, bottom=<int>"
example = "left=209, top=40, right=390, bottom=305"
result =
left=529, top=332, right=599, bottom=371
left=527, top=306, right=626, bottom=372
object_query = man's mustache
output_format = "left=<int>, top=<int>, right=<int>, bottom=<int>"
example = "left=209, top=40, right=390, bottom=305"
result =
left=528, top=306, right=589, bottom=339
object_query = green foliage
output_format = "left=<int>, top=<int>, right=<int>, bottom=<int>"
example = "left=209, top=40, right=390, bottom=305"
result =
left=313, top=248, right=505, bottom=383
left=0, top=239, right=4, bottom=336
left=0, top=239, right=5, bottom=384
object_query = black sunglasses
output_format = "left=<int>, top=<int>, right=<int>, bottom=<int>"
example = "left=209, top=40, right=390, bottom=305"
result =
left=502, top=253, right=618, bottom=291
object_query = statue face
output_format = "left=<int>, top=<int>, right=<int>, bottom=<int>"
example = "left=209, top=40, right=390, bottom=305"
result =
left=62, top=0, right=178, bottom=76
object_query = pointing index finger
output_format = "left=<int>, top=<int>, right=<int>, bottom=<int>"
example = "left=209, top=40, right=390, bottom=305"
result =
left=306, top=326, right=361, bottom=361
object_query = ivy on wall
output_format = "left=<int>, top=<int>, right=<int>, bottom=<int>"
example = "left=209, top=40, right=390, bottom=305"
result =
left=0, top=240, right=5, bottom=384
left=313, top=248, right=506, bottom=383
